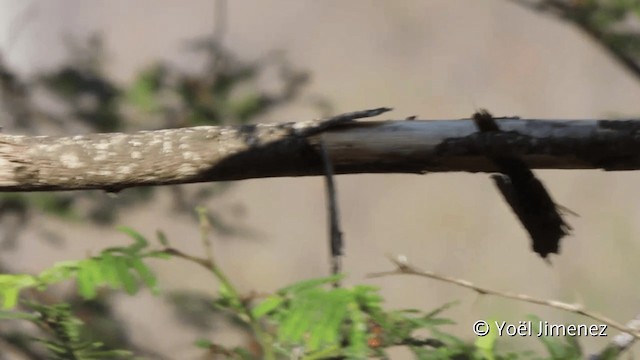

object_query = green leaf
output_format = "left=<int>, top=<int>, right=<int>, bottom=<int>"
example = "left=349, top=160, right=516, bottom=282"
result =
left=0, top=274, right=37, bottom=309
left=252, top=295, right=285, bottom=318
left=313, top=290, right=350, bottom=350
left=278, top=273, right=344, bottom=295
left=346, top=300, right=369, bottom=358
left=76, top=261, right=97, bottom=299
left=229, top=93, right=266, bottom=122
left=194, top=338, right=213, bottom=349
left=125, top=64, right=164, bottom=112
left=114, top=258, right=138, bottom=295
left=99, top=252, right=121, bottom=288
left=116, top=226, right=149, bottom=252
left=275, top=286, right=357, bottom=355
left=0, top=287, right=19, bottom=309
left=156, top=230, right=170, bottom=247
left=130, top=257, right=159, bottom=294
left=528, top=315, right=582, bottom=360
left=474, top=317, right=498, bottom=360
left=0, top=310, right=38, bottom=320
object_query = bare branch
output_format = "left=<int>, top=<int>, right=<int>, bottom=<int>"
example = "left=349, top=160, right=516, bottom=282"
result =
left=2, top=109, right=640, bottom=192
left=368, top=255, right=640, bottom=340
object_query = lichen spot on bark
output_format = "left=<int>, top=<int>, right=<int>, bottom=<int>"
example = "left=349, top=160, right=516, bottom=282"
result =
left=60, top=153, right=84, bottom=169
left=163, top=141, right=173, bottom=154
left=94, top=152, right=108, bottom=162
left=95, top=142, right=110, bottom=150
left=177, top=163, right=196, bottom=175
left=117, top=165, right=134, bottom=175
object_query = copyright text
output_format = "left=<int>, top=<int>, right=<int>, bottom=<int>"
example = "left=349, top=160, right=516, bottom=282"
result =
left=473, top=320, right=608, bottom=337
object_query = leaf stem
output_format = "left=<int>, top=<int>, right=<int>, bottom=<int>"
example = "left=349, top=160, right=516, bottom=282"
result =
left=166, top=207, right=276, bottom=360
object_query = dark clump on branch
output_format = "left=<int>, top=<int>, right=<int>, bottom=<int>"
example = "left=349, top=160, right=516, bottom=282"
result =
left=472, top=109, right=572, bottom=260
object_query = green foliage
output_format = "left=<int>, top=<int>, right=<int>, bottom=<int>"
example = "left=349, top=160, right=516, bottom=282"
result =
left=195, top=337, right=256, bottom=359
left=125, top=64, right=166, bottom=113
left=0, top=223, right=621, bottom=359
left=531, top=0, right=640, bottom=72
left=0, top=226, right=167, bottom=309
left=241, top=274, right=458, bottom=359
left=475, top=317, right=499, bottom=360
left=2, top=302, right=134, bottom=359
left=528, top=315, right=582, bottom=360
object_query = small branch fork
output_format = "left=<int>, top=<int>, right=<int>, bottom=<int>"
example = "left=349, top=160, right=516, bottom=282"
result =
left=368, top=255, right=640, bottom=357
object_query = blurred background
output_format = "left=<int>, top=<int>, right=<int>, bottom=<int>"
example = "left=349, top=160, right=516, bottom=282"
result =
left=1, top=0, right=640, bottom=358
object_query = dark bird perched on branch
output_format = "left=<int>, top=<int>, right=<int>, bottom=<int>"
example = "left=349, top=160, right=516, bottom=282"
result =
left=472, top=109, right=572, bottom=260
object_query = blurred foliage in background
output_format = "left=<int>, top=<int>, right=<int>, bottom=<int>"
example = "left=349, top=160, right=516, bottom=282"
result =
left=0, top=30, right=311, bottom=244
left=510, top=0, right=640, bottom=78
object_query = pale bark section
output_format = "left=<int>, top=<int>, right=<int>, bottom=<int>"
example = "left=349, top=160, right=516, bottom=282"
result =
left=0, top=117, right=638, bottom=192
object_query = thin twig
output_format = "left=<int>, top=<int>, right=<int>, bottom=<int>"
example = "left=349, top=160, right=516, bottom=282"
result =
left=367, top=254, right=640, bottom=340
left=164, top=210, right=276, bottom=360
left=295, top=107, right=392, bottom=137
left=196, top=206, right=215, bottom=265
left=161, top=247, right=211, bottom=270
left=318, top=139, right=343, bottom=286
left=590, top=314, right=640, bottom=359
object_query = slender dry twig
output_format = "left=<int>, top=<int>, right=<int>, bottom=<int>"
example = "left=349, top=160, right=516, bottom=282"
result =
left=319, top=139, right=343, bottom=285
left=164, top=210, right=276, bottom=360
left=367, top=254, right=640, bottom=340
left=161, top=247, right=211, bottom=270
left=196, top=206, right=215, bottom=265
left=590, top=314, right=640, bottom=359
left=293, top=107, right=392, bottom=137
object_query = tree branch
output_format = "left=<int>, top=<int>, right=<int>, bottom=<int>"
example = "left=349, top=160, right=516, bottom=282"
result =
left=2, top=110, right=640, bottom=192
